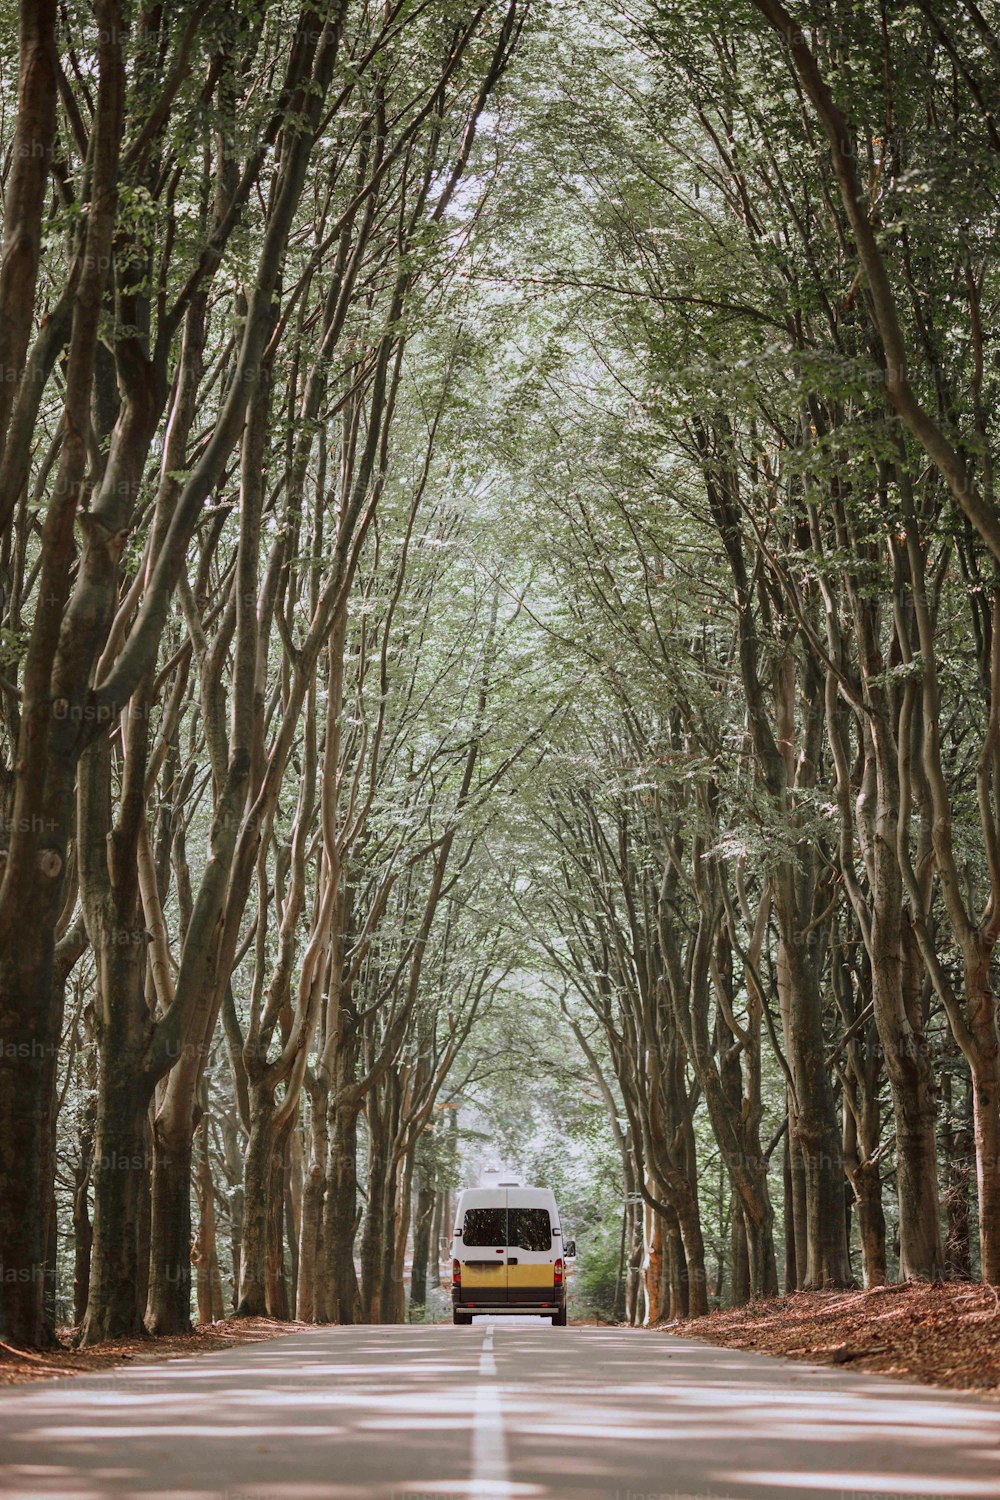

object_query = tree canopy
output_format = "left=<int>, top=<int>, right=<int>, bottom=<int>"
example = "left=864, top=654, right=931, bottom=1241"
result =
left=3, top=0, right=1000, bottom=1347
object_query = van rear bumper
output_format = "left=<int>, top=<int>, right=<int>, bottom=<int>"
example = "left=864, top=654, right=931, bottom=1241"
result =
left=452, top=1303, right=563, bottom=1315
left=452, top=1292, right=565, bottom=1314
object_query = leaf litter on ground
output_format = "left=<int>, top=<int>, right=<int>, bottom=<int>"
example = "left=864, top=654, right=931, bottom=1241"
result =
left=0, top=1316, right=308, bottom=1386
left=665, top=1282, right=1000, bottom=1395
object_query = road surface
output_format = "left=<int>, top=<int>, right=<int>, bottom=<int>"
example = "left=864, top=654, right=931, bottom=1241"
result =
left=2, top=1317, right=999, bottom=1499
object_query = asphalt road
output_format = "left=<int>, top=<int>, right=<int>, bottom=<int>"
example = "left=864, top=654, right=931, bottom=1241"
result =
left=2, top=1317, right=999, bottom=1500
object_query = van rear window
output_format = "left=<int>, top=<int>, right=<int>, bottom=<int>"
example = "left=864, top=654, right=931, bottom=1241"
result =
left=463, top=1208, right=506, bottom=1245
left=509, top=1207, right=551, bottom=1251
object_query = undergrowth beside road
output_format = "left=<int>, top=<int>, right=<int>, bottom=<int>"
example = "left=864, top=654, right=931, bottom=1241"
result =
left=0, top=1317, right=309, bottom=1387
left=666, top=1283, right=1000, bottom=1393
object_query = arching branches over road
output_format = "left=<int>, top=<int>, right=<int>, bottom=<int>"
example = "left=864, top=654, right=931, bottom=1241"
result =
left=6, top=0, right=1000, bottom=1349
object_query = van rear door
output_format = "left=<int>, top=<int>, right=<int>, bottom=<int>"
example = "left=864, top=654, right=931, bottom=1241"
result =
left=505, top=1189, right=555, bottom=1306
left=457, top=1190, right=508, bottom=1305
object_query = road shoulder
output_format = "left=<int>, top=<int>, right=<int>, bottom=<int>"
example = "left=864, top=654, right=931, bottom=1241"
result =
left=0, top=1315, right=309, bottom=1388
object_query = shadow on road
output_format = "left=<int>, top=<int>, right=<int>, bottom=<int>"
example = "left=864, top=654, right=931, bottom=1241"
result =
left=1, top=1322, right=998, bottom=1500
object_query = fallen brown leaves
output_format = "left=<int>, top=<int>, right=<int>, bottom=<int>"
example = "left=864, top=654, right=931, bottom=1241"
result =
left=0, top=1316, right=309, bottom=1387
left=667, top=1282, right=1000, bottom=1394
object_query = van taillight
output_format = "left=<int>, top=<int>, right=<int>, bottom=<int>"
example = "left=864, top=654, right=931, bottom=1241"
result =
left=452, top=1258, right=461, bottom=1288
left=554, top=1257, right=564, bottom=1286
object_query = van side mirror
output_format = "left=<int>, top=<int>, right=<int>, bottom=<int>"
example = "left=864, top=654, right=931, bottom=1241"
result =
left=564, top=1239, right=576, bottom=1258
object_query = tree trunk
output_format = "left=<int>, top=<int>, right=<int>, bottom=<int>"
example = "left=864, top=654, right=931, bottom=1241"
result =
left=71, top=1085, right=96, bottom=1329
left=80, top=1065, right=150, bottom=1343
left=285, top=1121, right=302, bottom=1315
left=643, top=1196, right=664, bottom=1325
left=626, top=1197, right=643, bottom=1325
left=840, top=1006, right=887, bottom=1289
left=194, top=1112, right=224, bottom=1324
left=78, top=910, right=158, bottom=1345
left=379, top=1142, right=412, bottom=1325
left=378, top=1156, right=399, bottom=1325
left=72, top=1165, right=93, bottom=1330
left=613, top=1205, right=628, bottom=1321
left=0, top=0, right=125, bottom=1346
left=854, top=1160, right=887, bottom=1288
left=137, top=1114, right=153, bottom=1320
left=237, top=1086, right=275, bottom=1317
left=966, top=953, right=1000, bottom=1284
left=890, top=1068, right=943, bottom=1280
left=390, top=1149, right=415, bottom=1324
left=864, top=720, right=945, bottom=1280
left=409, top=1172, right=435, bottom=1311
left=298, top=1079, right=328, bottom=1321
left=744, top=1202, right=778, bottom=1300
left=731, top=1203, right=751, bottom=1308
left=218, top=1103, right=244, bottom=1312
left=667, top=909, right=778, bottom=1303
left=784, top=1123, right=803, bottom=1292
left=784, top=940, right=850, bottom=1287
left=361, top=1112, right=388, bottom=1323
left=145, top=1119, right=195, bottom=1335
left=0, top=0, right=59, bottom=465
left=265, top=1121, right=292, bottom=1319
left=677, top=1203, right=708, bottom=1317
left=430, top=1189, right=444, bottom=1288
left=0, top=942, right=64, bottom=1346
left=942, top=1067, right=972, bottom=1280
left=321, top=1097, right=361, bottom=1323
left=663, top=1207, right=688, bottom=1319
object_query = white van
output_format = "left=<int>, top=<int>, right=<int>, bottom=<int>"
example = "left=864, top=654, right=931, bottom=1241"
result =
left=450, top=1184, right=575, bottom=1325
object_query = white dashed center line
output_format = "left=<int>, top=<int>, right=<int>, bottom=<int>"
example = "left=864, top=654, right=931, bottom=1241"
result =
left=468, top=1323, right=511, bottom=1498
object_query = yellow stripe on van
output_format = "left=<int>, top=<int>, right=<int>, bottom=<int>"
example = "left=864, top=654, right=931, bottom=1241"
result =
left=461, top=1264, right=506, bottom=1289
left=506, top=1264, right=554, bottom=1288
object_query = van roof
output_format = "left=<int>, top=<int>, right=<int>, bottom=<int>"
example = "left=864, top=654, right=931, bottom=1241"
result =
left=456, top=1185, right=559, bottom=1211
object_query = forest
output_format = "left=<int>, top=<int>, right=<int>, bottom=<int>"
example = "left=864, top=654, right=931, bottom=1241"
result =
left=2, top=0, right=1000, bottom=1352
